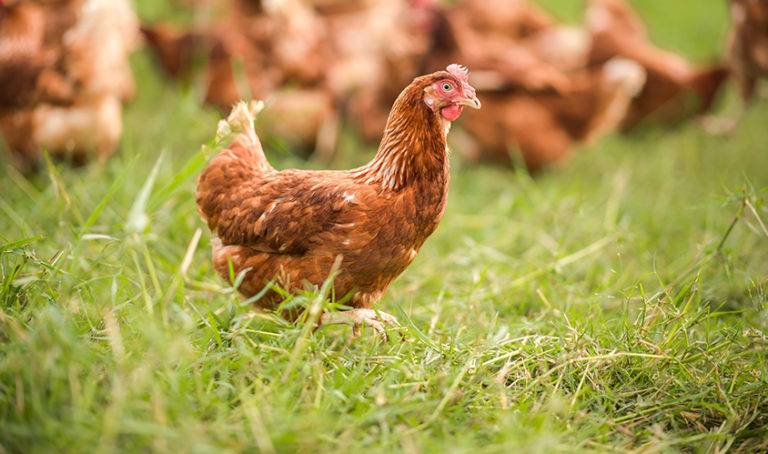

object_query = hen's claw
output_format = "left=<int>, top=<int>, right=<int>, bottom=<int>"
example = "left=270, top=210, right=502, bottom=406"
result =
left=319, top=308, right=400, bottom=341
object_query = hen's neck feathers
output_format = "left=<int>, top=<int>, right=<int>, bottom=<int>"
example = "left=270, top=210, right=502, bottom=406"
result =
left=354, top=81, right=448, bottom=191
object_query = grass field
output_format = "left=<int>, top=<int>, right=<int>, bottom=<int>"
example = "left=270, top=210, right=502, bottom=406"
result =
left=2, top=1, right=768, bottom=452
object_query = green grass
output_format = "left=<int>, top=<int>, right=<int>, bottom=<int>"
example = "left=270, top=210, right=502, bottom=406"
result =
left=1, top=0, right=768, bottom=452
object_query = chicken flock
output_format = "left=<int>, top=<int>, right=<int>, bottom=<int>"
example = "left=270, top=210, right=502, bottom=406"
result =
left=2, top=0, right=767, bottom=333
left=1, top=0, right=765, bottom=172
left=139, top=0, right=734, bottom=170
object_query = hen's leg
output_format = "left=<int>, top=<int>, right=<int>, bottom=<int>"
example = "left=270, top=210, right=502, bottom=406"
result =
left=319, top=309, right=400, bottom=341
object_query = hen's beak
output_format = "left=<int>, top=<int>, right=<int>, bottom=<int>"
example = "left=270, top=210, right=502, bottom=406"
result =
left=458, top=95, right=481, bottom=109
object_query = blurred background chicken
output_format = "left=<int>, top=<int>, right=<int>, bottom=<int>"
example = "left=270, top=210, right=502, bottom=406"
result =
left=727, top=0, right=768, bottom=103
left=458, top=59, right=646, bottom=170
left=420, top=0, right=647, bottom=169
left=142, top=0, right=338, bottom=159
left=715, top=0, right=768, bottom=132
left=328, top=0, right=440, bottom=142
left=0, top=0, right=139, bottom=173
left=426, top=0, right=571, bottom=93
left=4, top=0, right=739, bottom=173
left=137, top=0, right=736, bottom=171
left=586, top=0, right=728, bottom=128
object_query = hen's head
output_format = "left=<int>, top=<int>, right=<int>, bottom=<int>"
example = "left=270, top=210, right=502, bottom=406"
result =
left=421, top=64, right=481, bottom=121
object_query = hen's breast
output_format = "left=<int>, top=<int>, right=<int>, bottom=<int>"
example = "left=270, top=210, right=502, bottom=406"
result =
left=323, top=177, right=448, bottom=292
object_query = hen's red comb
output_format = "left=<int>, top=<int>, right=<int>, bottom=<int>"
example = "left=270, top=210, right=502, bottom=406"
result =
left=446, top=64, right=475, bottom=98
left=446, top=64, right=469, bottom=82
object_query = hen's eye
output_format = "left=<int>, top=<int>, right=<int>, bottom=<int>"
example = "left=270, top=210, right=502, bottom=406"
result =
left=442, top=83, right=453, bottom=91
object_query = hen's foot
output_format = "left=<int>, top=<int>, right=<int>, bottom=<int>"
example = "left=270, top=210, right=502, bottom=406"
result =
left=319, top=309, right=400, bottom=341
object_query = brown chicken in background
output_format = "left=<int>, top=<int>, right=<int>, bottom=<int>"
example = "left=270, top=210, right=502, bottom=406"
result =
left=0, top=0, right=139, bottom=172
left=203, top=0, right=338, bottom=157
left=460, top=59, right=646, bottom=170
left=727, top=0, right=768, bottom=101
left=196, top=65, right=480, bottom=336
left=139, top=0, right=730, bottom=172
left=420, top=0, right=647, bottom=170
left=140, top=23, right=206, bottom=80
left=329, top=0, right=440, bottom=142
left=426, top=0, right=571, bottom=94
left=142, top=0, right=339, bottom=158
left=586, top=0, right=728, bottom=127
left=0, top=1, right=51, bottom=108
left=725, top=0, right=768, bottom=114
left=416, top=0, right=728, bottom=170
left=143, top=0, right=447, bottom=154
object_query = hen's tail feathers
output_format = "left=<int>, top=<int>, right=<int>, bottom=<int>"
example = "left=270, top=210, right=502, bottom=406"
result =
left=217, top=100, right=263, bottom=143
left=216, top=100, right=272, bottom=171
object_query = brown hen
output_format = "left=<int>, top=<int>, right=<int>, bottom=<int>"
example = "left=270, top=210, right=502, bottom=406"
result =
left=196, top=65, right=480, bottom=336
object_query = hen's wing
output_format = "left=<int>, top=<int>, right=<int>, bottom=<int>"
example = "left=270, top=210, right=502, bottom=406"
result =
left=197, top=101, right=364, bottom=256
left=200, top=168, right=364, bottom=255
